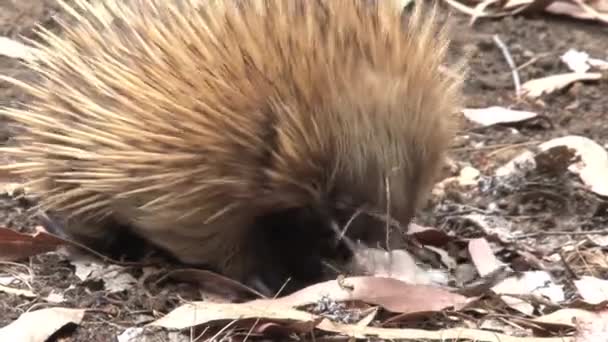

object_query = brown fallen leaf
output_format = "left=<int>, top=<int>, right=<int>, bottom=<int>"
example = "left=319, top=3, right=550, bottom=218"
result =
left=0, top=227, right=67, bottom=261
left=407, top=223, right=453, bottom=246
left=0, top=307, right=86, bottom=342
left=250, top=276, right=470, bottom=314
left=521, top=72, right=602, bottom=98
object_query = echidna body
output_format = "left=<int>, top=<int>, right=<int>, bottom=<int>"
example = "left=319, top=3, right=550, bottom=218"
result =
left=1, top=0, right=464, bottom=293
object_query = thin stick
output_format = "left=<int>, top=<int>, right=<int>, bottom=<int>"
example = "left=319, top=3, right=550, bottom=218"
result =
left=493, top=34, right=522, bottom=98
left=515, top=229, right=608, bottom=239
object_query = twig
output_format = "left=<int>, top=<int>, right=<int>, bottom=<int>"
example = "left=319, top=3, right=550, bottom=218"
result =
left=493, top=34, right=522, bottom=98
left=558, top=251, right=579, bottom=281
left=516, top=52, right=553, bottom=71
left=487, top=141, right=541, bottom=157
left=243, top=277, right=292, bottom=342
left=515, top=229, right=608, bottom=239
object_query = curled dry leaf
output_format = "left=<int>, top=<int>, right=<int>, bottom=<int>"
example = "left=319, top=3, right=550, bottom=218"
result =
left=0, top=227, right=67, bottom=261
left=462, top=106, right=538, bottom=127
left=407, top=223, right=453, bottom=246
left=251, top=276, right=469, bottom=314
left=574, top=276, right=608, bottom=305
left=540, top=135, right=608, bottom=197
left=348, top=247, right=449, bottom=286
left=495, top=135, right=608, bottom=197
left=521, top=72, right=602, bottom=98
left=0, top=307, right=86, bottom=342
left=560, top=49, right=608, bottom=73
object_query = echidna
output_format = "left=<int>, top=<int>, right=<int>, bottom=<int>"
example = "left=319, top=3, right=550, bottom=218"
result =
left=1, top=0, right=465, bottom=294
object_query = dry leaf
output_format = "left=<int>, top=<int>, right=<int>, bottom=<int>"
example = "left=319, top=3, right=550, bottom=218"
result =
left=148, top=301, right=320, bottom=331
left=463, top=107, right=538, bottom=127
left=521, top=72, right=602, bottom=98
left=407, top=223, right=453, bottom=246
left=574, top=276, right=608, bottom=305
left=540, top=135, right=608, bottom=197
left=316, top=320, right=573, bottom=341
left=468, top=238, right=565, bottom=314
left=493, top=271, right=565, bottom=315
left=561, top=49, right=608, bottom=73
left=574, top=309, right=608, bottom=342
left=546, top=0, right=608, bottom=23
left=0, top=307, right=86, bottom=342
left=520, top=308, right=608, bottom=341
left=251, top=276, right=469, bottom=314
left=44, top=291, right=66, bottom=304
left=150, top=297, right=571, bottom=341
left=532, top=308, right=600, bottom=329
left=117, top=327, right=145, bottom=342
left=457, top=166, right=481, bottom=186
left=0, top=227, right=67, bottom=261
left=348, top=247, right=449, bottom=286
left=469, top=238, right=503, bottom=277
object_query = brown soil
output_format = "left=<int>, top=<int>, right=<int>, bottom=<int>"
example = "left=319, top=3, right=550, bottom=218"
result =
left=0, top=1, right=607, bottom=341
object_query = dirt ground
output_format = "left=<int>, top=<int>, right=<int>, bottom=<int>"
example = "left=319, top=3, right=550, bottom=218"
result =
left=0, top=1, right=607, bottom=341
